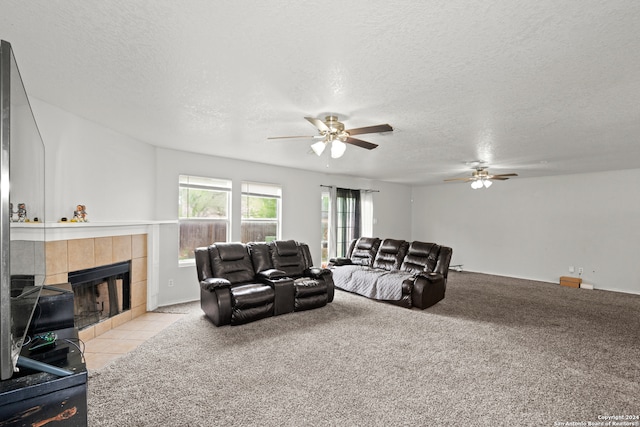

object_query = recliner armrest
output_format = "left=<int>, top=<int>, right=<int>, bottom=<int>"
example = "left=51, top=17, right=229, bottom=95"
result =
left=412, top=272, right=446, bottom=309
left=416, top=272, right=444, bottom=282
left=257, top=269, right=292, bottom=287
left=201, top=278, right=231, bottom=291
left=257, top=269, right=287, bottom=279
left=260, top=276, right=294, bottom=288
left=305, top=267, right=332, bottom=279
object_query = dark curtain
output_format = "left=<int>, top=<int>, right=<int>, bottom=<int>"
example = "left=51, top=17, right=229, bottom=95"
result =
left=336, top=188, right=361, bottom=257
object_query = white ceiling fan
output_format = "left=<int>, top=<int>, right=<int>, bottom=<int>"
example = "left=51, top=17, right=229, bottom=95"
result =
left=444, top=166, right=518, bottom=189
left=268, top=115, right=393, bottom=158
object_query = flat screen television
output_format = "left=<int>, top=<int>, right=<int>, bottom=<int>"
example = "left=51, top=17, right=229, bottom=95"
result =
left=0, top=40, right=48, bottom=380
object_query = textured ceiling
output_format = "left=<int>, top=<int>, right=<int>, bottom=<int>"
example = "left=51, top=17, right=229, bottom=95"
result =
left=1, top=1, right=639, bottom=185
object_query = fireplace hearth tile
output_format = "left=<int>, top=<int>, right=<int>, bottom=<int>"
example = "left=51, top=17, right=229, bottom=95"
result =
left=132, top=304, right=146, bottom=319
left=84, top=337, right=144, bottom=354
left=99, top=328, right=157, bottom=341
left=94, top=318, right=113, bottom=337
left=78, top=325, right=95, bottom=342
left=111, top=310, right=132, bottom=328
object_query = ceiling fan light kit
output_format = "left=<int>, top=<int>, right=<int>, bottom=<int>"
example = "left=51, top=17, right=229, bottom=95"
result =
left=268, top=115, right=393, bottom=158
left=330, top=139, right=347, bottom=158
left=470, top=179, right=492, bottom=189
left=311, top=141, right=326, bottom=156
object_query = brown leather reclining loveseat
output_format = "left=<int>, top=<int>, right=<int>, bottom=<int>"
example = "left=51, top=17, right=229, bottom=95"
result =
left=195, top=240, right=333, bottom=326
left=330, top=237, right=452, bottom=309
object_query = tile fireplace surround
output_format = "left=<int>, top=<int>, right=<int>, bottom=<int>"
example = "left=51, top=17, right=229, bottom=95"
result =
left=46, top=234, right=147, bottom=343
left=14, top=222, right=165, bottom=344
left=45, top=234, right=147, bottom=341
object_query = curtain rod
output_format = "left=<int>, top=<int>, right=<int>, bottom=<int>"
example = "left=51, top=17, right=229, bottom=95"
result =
left=320, top=184, right=379, bottom=193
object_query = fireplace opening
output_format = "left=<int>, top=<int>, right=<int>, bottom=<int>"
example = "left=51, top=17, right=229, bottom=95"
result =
left=68, top=262, right=131, bottom=330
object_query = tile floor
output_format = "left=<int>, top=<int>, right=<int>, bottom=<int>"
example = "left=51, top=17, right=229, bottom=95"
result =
left=82, top=312, right=184, bottom=371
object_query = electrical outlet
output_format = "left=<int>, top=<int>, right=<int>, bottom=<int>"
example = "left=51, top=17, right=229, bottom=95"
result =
left=578, top=267, right=583, bottom=275
left=168, top=279, right=174, bottom=287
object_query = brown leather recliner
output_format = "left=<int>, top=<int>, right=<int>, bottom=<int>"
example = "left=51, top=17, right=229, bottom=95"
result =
left=195, top=243, right=282, bottom=326
left=195, top=240, right=333, bottom=326
left=267, top=240, right=334, bottom=311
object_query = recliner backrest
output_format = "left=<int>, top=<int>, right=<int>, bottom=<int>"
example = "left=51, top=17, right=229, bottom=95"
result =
left=247, top=242, right=273, bottom=273
left=348, top=237, right=381, bottom=266
left=435, top=246, right=453, bottom=279
left=373, top=238, right=408, bottom=271
left=401, top=241, right=441, bottom=274
left=208, top=243, right=255, bottom=284
left=298, top=243, right=314, bottom=270
left=269, top=240, right=305, bottom=276
left=195, top=246, right=213, bottom=282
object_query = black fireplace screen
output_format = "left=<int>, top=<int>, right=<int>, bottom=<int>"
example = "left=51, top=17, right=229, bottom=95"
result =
left=68, top=262, right=131, bottom=330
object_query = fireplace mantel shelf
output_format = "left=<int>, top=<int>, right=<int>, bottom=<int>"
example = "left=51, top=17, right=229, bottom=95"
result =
left=12, top=220, right=176, bottom=241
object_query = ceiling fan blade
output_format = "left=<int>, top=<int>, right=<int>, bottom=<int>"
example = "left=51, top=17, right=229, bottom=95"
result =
left=267, top=135, right=319, bottom=140
left=304, top=117, right=330, bottom=132
left=345, top=137, right=378, bottom=150
left=489, top=176, right=509, bottom=181
left=491, top=173, right=518, bottom=178
left=345, top=124, right=393, bottom=136
left=444, top=177, right=473, bottom=182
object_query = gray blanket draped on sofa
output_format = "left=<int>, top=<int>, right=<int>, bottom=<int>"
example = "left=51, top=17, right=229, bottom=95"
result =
left=331, top=265, right=414, bottom=301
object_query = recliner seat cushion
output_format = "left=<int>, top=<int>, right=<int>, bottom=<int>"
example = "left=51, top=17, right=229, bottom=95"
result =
left=293, top=277, right=327, bottom=297
left=231, top=284, right=275, bottom=309
left=232, top=304, right=274, bottom=325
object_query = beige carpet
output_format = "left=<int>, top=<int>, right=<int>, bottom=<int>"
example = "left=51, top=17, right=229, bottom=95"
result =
left=87, top=272, right=640, bottom=426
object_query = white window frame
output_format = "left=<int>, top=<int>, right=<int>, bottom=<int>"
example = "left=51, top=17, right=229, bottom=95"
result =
left=178, top=174, right=232, bottom=263
left=240, top=181, right=282, bottom=243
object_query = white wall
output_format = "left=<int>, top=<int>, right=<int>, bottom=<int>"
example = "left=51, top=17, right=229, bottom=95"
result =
left=31, top=99, right=157, bottom=222
left=155, top=148, right=412, bottom=306
left=411, top=169, right=640, bottom=295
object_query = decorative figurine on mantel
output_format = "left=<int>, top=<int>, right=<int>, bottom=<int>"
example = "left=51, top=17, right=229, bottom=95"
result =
left=73, top=204, right=88, bottom=222
left=17, top=203, right=27, bottom=222
left=10, top=203, right=30, bottom=222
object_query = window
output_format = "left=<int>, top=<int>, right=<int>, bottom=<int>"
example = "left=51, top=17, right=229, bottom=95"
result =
left=323, top=187, right=366, bottom=261
left=335, top=188, right=361, bottom=257
left=241, top=182, right=281, bottom=243
left=178, top=175, right=231, bottom=261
